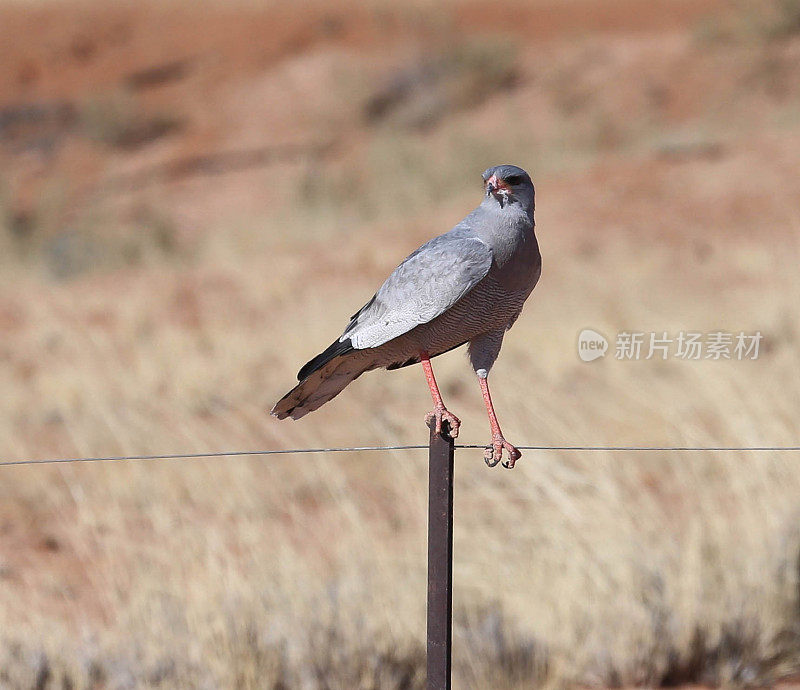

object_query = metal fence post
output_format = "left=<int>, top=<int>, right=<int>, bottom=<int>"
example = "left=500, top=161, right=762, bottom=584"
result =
left=427, top=422, right=454, bottom=690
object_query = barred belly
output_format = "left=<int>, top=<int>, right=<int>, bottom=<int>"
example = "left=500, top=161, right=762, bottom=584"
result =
left=371, top=274, right=529, bottom=367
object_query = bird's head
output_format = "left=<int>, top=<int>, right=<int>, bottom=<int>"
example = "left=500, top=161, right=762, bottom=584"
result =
left=481, top=164, right=534, bottom=214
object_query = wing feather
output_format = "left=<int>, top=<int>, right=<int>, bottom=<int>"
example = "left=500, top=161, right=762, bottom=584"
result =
left=341, top=235, right=493, bottom=349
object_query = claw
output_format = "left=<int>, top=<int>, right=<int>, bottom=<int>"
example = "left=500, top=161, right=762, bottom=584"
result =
left=425, top=406, right=461, bottom=439
left=483, top=446, right=501, bottom=467
left=484, top=436, right=522, bottom=469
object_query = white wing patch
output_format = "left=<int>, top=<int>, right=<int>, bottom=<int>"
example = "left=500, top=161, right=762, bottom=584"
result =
left=342, top=235, right=493, bottom=349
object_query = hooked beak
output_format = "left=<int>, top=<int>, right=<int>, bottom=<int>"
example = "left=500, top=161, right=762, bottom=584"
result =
left=486, top=175, right=509, bottom=206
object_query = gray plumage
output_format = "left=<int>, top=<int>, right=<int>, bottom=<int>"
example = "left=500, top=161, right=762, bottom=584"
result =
left=271, top=164, right=541, bottom=420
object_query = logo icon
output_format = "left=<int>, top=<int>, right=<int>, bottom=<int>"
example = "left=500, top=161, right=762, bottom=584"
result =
left=577, top=329, right=608, bottom=362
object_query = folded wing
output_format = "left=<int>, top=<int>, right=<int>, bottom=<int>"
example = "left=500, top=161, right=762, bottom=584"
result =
left=342, top=234, right=493, bottom=349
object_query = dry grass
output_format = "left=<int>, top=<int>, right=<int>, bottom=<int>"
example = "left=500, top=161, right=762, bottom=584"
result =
left=2, top=1, right=800, bottom=688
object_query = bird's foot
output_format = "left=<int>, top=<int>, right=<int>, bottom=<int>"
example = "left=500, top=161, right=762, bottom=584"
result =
left=425, top=406, right=461, bottom=439
left=484, top=436, right=522, bottom=469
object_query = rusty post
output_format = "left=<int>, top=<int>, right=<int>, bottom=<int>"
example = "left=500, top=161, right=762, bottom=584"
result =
left=427, top=421, right=454, bottom=690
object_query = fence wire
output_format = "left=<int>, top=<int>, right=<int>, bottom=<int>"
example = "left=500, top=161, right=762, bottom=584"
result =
left=2, top=444, right=800, bottom=467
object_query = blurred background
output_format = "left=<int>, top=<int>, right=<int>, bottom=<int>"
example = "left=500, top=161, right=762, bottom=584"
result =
left=1, top=0, right=800, bottom=687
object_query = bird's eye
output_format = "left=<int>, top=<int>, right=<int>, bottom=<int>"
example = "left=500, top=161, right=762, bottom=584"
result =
left=504, top=175, right=523, bottom=185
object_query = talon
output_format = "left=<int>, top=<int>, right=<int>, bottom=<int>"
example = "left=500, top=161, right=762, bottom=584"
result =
left=484, top=436, right=521, bottom=469
left=425, top=406, right=460, bottom=439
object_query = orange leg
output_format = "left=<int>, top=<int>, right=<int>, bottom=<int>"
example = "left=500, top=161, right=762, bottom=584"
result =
left=420, top=352, right=461, bottom=438
left=478, top=376, right=521, bottom=469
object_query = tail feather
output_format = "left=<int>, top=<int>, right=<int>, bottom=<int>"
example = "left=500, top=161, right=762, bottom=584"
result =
left=297, top=337, right=353, bottom=382
left=271, top=352, right=373, bottom=420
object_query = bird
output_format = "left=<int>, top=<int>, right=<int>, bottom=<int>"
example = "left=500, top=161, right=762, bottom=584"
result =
left=271, top=164, right=541, bottom=468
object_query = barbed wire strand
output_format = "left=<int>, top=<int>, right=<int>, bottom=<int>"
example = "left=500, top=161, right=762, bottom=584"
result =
left=2, top=444, right=800, bottom=467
